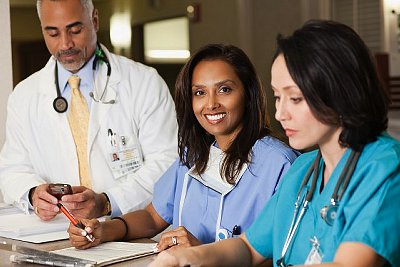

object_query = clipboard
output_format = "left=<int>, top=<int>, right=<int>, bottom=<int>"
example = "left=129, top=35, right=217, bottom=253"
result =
left=51, top=242, right=157, bottom=266
left=0, top=241, right=95, bottom=267
left=4, top=241, right=157, bottom=266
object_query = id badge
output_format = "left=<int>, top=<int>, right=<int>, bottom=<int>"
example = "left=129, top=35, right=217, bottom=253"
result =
left=304, top=236, right=323, bottom=265
left=107, top=132, right=143, bottom=179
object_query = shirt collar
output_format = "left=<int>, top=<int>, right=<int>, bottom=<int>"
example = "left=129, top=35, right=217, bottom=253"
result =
left=58, top=55, right=96, bottom=94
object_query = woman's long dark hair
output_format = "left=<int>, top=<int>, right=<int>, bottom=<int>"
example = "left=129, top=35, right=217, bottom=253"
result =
left=175, top=44, right=270, bottom=184
left=273, top=20, right=389, bottom=151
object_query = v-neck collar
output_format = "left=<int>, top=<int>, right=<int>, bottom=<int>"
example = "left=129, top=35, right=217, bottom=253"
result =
left=313, top=148, right=352, bottom=201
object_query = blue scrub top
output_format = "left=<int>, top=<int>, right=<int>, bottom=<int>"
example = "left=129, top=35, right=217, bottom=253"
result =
left=246, top=133, right=400, bottom=267
left=152, top=136, right=299, bottom=244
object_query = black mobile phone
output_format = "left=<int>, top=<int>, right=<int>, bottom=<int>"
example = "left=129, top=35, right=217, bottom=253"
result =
left=48, top=183, right=72, bottom=200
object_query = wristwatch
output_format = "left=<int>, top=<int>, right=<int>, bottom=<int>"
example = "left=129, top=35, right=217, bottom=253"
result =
left=102, top=193, right=112, bottom=216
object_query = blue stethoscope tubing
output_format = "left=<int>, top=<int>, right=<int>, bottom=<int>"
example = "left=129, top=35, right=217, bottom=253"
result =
left=52, top=43, right=112, bottom=113
left=277, top=147, right=362, bottom=267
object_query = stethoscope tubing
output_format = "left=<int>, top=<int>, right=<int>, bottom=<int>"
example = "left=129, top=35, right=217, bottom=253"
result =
left=279, top=151, right=321, bottom=265
left=53, top=44, right=113, bottom=113
left=278, top=148, right=362, bottom=266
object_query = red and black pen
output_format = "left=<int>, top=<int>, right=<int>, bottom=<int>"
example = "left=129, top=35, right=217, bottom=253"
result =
left=57, top=203, right=94, bottom=242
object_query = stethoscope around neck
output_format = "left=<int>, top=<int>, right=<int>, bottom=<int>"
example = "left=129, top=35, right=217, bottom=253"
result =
left=178, top=145, right=247, bottom=241
left=277, top=147, right=363, bottom=267
left=52, top=43, right=113, bottom=113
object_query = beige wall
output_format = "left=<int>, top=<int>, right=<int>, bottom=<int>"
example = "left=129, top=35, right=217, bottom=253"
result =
left=0, top=0, right=12, bottom=148
left=251, top=0, right=331, bottom=131
left=0, top=0, right=12, bottom=202
left=252, top=0, right=303, bottom=131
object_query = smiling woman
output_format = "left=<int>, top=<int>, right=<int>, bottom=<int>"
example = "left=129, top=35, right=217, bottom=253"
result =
left=191, top=59, right=246, bottom=151
left=67, top=43, right=299, bottom=254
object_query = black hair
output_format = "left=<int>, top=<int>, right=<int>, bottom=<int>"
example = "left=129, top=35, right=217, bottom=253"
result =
left=273, top=20, right=389, bottom=151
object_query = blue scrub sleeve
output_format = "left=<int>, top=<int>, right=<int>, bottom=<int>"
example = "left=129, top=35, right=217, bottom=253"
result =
left=245, top=191, right=279, bottom=259
left=339, top=146, right=400, bottom=267
left=365, top=172, right=400, bottom=267
left=152, top=158, right=181, bottom=224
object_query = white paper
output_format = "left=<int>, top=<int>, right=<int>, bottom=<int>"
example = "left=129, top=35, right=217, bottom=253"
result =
left=0, top=203, right=21, bottom=215
left=0, top=213, right=69, bottom=243
left=52, top=242, right=157, bottom=266
left=12, top=230, right=69, bottom=243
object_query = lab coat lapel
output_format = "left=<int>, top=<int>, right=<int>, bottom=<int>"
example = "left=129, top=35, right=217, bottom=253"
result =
left=87, top=53, right=119, bottom=153
left=37, top=58, right=78, bottom=176
left=37, top=58, right=72, bottom=139
left=37, top=57, right=57, bottom=98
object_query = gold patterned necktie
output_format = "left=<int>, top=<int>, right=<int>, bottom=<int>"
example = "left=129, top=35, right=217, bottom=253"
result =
left=68, top=75, right=92, bottom=188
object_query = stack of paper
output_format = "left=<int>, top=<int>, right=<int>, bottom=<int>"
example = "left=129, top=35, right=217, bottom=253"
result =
left=0, top=213, right=69, bottom=243
left=0, top=203, right=21, bottom=215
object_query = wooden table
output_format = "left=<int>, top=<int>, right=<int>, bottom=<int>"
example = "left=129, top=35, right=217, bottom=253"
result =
left=0, top=236, right=156, bottom=266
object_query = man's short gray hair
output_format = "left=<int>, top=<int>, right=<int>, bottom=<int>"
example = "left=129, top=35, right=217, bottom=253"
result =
left=36, top=0, right=94, bottom=20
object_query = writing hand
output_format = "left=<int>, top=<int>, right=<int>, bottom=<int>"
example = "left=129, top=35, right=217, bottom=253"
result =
left=67, top=218, right=101, bottom=249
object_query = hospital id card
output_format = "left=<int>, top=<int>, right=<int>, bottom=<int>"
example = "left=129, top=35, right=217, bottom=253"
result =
left=109, top=146, right=143, bottom=179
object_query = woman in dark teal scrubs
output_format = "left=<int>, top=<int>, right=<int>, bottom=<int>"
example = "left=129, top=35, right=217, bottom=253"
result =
left=149, top=20, right=400, bottom=267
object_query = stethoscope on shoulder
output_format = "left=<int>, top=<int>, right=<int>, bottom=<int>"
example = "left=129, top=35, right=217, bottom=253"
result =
left=53, top=43, right=114, bottom=113
left=277, top=147, right=363, bottom=267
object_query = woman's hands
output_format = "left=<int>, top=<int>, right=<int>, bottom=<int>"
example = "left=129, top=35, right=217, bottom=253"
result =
left=150, top=236, right=258, bottom=267
left=156, top=226, right=202, bottom=252
left=149, top=247, right=199, bottom=267
left=67, top=218, right=102, bottom=249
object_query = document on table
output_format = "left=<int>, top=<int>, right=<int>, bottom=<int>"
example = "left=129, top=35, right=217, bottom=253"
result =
left=0, top=213, right=69, bottom=243
left=0, top=203, right=21, bottom=215
left=52, top=242, right=157, bottom=266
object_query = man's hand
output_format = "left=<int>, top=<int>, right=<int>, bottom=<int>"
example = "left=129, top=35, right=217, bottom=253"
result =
left=61, top=186, right=108, bottom=219
left=30, top=184, right=59, bottom=221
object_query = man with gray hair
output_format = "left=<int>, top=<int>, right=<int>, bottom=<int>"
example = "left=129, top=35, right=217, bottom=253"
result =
left=0, top=0, right=178, bottom=221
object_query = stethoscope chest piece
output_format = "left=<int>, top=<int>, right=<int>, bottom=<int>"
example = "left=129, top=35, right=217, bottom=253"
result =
left=53, top=96, right=68, bottom=113
left=320, top=201, right=338, bottom=226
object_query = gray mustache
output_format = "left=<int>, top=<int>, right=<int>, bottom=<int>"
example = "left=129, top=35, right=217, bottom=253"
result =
left=57, top=49, right=80, bottom=57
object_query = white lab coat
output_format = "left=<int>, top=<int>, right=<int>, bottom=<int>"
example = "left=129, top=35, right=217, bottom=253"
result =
left=0, top=46, right=178, bottom=214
